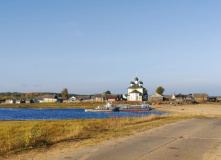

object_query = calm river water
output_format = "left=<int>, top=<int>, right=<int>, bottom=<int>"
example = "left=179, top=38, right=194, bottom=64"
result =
left=0, top=108, right=167, bottom=120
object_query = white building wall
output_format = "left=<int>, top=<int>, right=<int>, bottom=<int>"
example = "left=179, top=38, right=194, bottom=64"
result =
left=43, top=98, right=57, bottom=103
left=129, top=93, right=139, bottom=101
left=127, top=94, right=143, bottom=101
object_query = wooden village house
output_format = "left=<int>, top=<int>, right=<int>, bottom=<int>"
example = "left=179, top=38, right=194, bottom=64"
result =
left=192, top=93, right=208, bottom=102
left=148, top=93, right=164, bottom=101
left=43, top=94, right=58, bottom=103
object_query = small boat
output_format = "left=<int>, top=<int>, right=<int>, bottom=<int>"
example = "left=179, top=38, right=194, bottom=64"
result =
left=119, top=103, right=151, bottom=112
left=85, top=102, right=120, bottom=112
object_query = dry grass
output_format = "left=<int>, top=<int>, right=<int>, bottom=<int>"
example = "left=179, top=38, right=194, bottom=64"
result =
left=0, top=113, right=205, bottom=156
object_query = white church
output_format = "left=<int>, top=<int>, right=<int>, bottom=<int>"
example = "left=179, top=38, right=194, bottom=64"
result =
left=127, top=76, right=148, bottom=101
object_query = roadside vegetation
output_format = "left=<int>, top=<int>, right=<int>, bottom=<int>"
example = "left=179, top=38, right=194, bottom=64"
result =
left=0, top=113, right=205, bottom=156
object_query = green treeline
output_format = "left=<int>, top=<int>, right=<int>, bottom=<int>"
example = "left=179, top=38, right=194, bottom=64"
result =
left=0, top=92, right=61, bottom=101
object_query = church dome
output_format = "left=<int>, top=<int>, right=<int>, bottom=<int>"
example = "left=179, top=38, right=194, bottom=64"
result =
left=139, top=81, right=143, bottom=84
left=130, top=81, right=135, bottom=84
left=135, top=77, right=138, bottom=81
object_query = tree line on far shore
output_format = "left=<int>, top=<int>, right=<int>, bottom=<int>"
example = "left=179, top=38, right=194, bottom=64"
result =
left=0, top=90, right=74, bottom=101
left=0, top=86, right=165, bottom=101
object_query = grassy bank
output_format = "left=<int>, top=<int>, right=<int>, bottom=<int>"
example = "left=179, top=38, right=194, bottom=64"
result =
left=0, top=113, right=205, bottom=156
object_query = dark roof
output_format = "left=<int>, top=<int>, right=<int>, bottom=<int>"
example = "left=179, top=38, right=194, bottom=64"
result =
left=128, top=84, right=143, bottom=89
left=43, top=94, right=57, bottom=99
left=130, top=81, right=135, bottom=84
left=209, top=96, right=217, bottom=98
left=106, top=94, right=122, bottom=98
left=94, top=94, right=104, bottom=97
left=106, top=95, right=118, bottom=99
left=185, top=94, right=193, bottom=98
left=106, top=94, right=122, bottom=96
left=139, top=81, right=143, bottom=84
left=75, top=95, right=91, bottom=100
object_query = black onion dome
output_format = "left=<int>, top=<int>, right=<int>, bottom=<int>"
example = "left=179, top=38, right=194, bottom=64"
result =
left=130, top=81, right=135, bottom=84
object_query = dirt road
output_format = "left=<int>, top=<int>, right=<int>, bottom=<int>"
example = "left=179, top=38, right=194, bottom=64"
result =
left=52, top=117, right=221, bottom=160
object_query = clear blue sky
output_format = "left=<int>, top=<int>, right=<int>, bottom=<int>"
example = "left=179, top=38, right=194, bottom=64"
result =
left=1, top=0, right=221, bottom=96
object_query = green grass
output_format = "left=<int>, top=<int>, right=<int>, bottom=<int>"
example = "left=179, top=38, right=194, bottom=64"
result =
left=0, top=113, right=205, bottom=156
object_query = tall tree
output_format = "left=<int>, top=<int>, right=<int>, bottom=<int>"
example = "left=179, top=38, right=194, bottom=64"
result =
left=156, top=86, right=165, bottom=95
left=104, top=90, right=111, bottom=94
left=61, top=88, right=69, bottom=99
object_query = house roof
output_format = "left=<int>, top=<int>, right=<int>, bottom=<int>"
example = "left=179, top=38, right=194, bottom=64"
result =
left=106, top=95, right=118, bottom=99
left=106, top=94, right=122, bottom=96
left=75, top=95, right=91, bottom=100
left=163, top=95, right=172, bottom=99
left=43, top=94, right=57, bottom=99
left=192, top=93, right=208, bottom=98
left=128, top=84, right=143, bottom=89
left=185, top=94, right=193, bottom=98
left=149, top=93, right=163, bottom=98
left=209, top=96, right=217, bottom=98
left=106, top=94, right=122, bottom=98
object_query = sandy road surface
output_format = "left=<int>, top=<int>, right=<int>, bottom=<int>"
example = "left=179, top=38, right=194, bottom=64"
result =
left=153, top=103, right=221, bottom=116
left=52, top=117, right=221, bottom=160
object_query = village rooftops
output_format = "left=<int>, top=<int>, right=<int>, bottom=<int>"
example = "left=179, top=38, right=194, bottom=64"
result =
left=94, top=94, right=104, bottom=98
left=43, top=94, right=58, bottom=99
left=192, top=93, right=208, bottom=98
left=106, top=94, right=122, bottom=99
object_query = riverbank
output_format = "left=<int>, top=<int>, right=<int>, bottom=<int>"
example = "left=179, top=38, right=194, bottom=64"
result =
left=0, top=114, right=203, bottom=159
left=1, top=103, right=221, bottom=160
